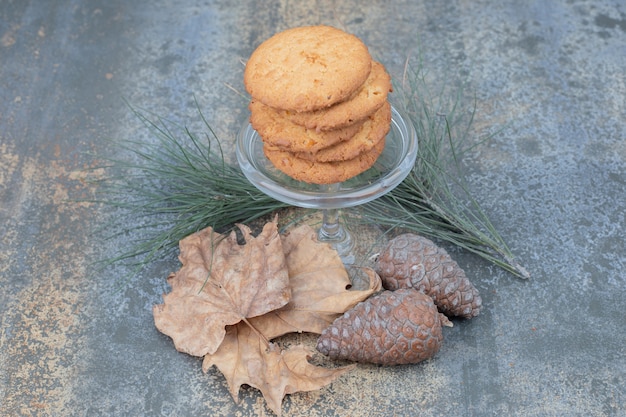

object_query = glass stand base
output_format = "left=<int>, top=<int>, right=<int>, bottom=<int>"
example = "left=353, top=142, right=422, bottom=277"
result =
left=317, top=208, right=355, bottom=265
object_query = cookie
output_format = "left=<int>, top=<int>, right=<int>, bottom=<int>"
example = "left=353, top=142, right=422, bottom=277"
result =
left=263, top=136, right=386, bottom=184
left=249, top=99, right=364, bottom=153
left=244, top=25, right=372, bottom=112
left=291, top=102, right=391, bottom=162
left=280, top=61, right=392, bottom=131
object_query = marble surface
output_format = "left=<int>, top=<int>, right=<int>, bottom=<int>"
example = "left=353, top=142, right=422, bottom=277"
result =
left=1, top=1, right=625, bottom=416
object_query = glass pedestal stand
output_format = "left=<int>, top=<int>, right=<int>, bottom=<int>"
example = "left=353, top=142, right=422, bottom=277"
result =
left=236, top=106, right=418, bottom=265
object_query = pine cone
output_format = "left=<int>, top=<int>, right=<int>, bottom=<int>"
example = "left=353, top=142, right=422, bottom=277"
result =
left=316, top=289, right=447, bottom=365
left=376, top=234, right=482, bottom=319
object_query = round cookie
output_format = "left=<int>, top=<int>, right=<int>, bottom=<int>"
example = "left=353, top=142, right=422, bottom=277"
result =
left=280, top=61, right=392, bottom=131
left=291, top=102, right=391, bottom=162
left=263, top=136, right=386, bottom=184
left=249, top=99, right=365, bottom=153
left=244, top=25, right=372, bottom=112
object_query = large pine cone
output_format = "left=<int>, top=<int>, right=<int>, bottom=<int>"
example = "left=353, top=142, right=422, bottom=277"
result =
left=316, top=289, right=446, bottom=365
left=376, top=234, right=482, bottom=319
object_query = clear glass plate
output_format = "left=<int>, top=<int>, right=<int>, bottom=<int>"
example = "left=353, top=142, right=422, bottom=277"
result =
left=236, top=106, right=418, bottom=209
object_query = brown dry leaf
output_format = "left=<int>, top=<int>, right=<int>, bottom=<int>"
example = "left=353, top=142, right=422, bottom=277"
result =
left=153, top=219, right=291, bottom=356
left=202, top=224, right=381, bottom=416
left=253, top=224, right=383, bottom=338
left=202, top=324, right=355, bottom=417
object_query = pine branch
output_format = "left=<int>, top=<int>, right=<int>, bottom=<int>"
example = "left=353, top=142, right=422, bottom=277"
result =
left=91, top=101, right=289, bottom=275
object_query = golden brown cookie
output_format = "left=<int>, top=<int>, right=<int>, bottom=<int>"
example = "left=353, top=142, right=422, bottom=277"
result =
left=244, top=25, right=372, bottom=112
left=249, top=99, right=365, bottom=153
left=280, top=61, right=392, bottom=131
left=290, top=102, right=391, bottom=162
left=263, top=136, right=386, bottom=184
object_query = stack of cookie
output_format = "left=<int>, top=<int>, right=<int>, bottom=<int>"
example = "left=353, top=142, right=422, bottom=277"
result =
left=243, top=25, right=393, bottom=184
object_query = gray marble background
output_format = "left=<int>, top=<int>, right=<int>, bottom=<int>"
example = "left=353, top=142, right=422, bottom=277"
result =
left=1, top=1, right=625, bottom=416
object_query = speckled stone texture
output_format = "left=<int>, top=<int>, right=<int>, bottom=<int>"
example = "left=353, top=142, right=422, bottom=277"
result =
left=1, top=1, right=625, bottom=416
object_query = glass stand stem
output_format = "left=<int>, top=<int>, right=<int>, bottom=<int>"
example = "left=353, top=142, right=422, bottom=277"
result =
left=318, top=208, right=355, bottom=265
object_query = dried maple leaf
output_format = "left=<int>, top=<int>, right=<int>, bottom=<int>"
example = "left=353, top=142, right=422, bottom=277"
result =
left=202, top=224, right=381, bottom=416
left=253, top=224, right=383, bottom=338
left=202, top=324, right=355, bottom=417
left=153, top=219, right=291, bottom=356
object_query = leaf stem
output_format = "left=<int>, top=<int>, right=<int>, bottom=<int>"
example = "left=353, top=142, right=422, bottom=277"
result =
left=241, top=317, right=271, bottom=349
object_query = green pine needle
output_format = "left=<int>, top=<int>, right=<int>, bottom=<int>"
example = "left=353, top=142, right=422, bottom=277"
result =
left=91, top=100, right=289, bottom=275
left=92, top=58, right=529, bottom=280
left=359, top=56, right=529, bottom=279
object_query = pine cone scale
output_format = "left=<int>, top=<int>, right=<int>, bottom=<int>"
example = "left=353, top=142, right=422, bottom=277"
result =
left=316, top=289, right=444, bottom=365
left=376, top=234, right=482, bottom=319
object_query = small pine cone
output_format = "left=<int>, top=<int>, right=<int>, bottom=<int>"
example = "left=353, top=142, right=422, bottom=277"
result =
left=376, top=234, right=482, bottom=319
left=316, top=289, right=447, bottom=365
